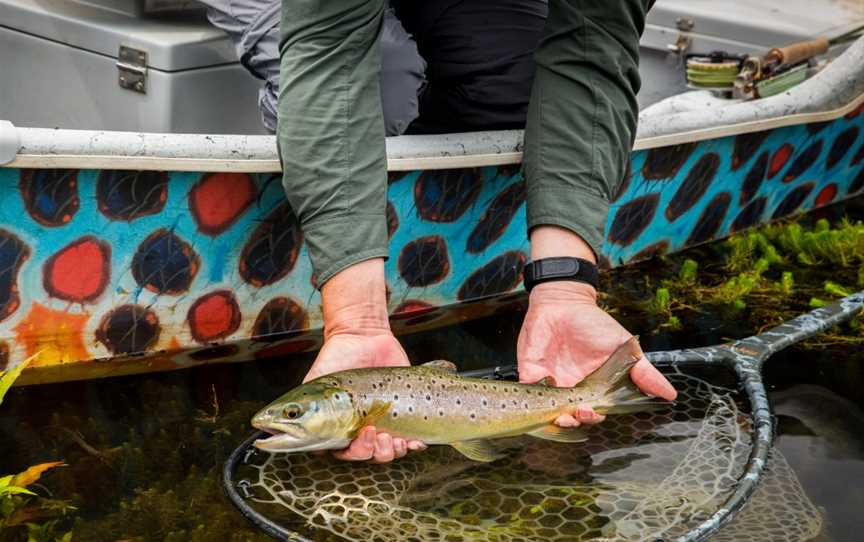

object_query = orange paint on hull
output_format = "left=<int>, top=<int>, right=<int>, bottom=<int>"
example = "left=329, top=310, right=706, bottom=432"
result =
left=13, top=303, right=90, bottom=366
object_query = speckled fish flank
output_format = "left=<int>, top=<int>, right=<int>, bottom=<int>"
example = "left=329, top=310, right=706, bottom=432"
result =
left=251, top=338, right=665, bottom=461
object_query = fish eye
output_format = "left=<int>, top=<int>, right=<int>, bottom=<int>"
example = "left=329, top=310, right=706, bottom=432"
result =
left=283, top=405, right=303, bottom=419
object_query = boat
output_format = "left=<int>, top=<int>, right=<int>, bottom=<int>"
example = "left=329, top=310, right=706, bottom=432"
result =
left=0, top=0, right=862, bottom=385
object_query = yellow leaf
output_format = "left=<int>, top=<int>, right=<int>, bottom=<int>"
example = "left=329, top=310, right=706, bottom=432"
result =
left=0, top=353, right=38, bottom=406
left=11, top=461, right=66, bottom=488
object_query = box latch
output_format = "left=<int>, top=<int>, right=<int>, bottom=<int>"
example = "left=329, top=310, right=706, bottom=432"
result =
left=117, top=46, right=148, bottom=94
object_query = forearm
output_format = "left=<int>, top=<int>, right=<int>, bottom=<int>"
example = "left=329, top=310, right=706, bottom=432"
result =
left=321, top=259, right=390, bottom=338
left=523, top=0, right=648, bottom=257
left=278, top=0, right=389, bottom=286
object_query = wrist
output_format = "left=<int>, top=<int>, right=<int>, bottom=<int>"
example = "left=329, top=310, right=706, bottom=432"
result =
left=321, top=258, right=391, bottom=339
left=529, top=225, right=597, bottom=264
left=529, top=281, right=598, bottom=305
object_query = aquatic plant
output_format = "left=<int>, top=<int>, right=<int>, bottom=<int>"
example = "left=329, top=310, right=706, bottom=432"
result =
left=0, top=462, right=72, bottom=542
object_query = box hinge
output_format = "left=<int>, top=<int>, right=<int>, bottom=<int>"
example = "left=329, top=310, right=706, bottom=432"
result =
left=117, top=46, right=148, bottom=94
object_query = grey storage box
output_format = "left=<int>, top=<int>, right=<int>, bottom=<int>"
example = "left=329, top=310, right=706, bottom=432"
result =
left=0, top=0, right=265, bottom=134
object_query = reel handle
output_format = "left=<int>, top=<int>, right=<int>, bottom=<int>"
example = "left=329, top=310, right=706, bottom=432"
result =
left=768, top=37, right=829, bottom=66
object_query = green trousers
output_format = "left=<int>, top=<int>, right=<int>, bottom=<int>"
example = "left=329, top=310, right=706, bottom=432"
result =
left=279, top=0, right=648, bottom=285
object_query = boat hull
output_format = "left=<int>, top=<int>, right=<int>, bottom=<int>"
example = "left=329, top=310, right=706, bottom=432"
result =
left=2, top=106, right=863, bottom=385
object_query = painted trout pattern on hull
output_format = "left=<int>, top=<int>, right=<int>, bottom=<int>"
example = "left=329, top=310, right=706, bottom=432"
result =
left=252, top=338, right=666, bottom=461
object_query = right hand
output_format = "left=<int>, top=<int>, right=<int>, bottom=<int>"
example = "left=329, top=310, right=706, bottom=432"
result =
left=307, top=258, right=426, bottom=463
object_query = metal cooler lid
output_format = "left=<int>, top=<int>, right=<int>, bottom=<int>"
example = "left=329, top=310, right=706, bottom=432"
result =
left=0, top=0, right=238, bottom=71
left=648, top=0, right=864, bottom=49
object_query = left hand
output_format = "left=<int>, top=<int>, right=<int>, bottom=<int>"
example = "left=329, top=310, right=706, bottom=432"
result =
left=517, top=281, right=677, bottom=428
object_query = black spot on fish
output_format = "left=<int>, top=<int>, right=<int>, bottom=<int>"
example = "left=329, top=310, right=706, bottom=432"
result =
left=740, top=152, right=768, bottom=206
left=398, top=235, right=450, bottom=287
left=772, top=183, right=815, bottom=219
left=426, top=395, right=431, bottom=401
left=666, top=153, right=720, bottom=221
left=783, top=141, right=822, bottom=183
left=394, top=395, right=399, bottom=400
left=501, top=403, right=506, bottom=409
left=641, top=143, right=698, bottom=180
left=414, top=168, right=483, bottom=222
left=732, top=130, right=771, bottom=171
left=731, top=197, right=767, bottom=233
left=466, top=181, right=526, bottom=253
left=239, top=201, right=303, bottom=287
left=686, top=192, right=732, bottom=245
left=826, top=127, right=859, bottom=170
left=392, top=412, right=398, bottom=418
left=470, top=413, right=476, bottom=420
left=19, top=169, right=79, bottom=227
left=608, top=194, right=660, bottom=246
left=438, top=410, right=444, bottom=417
left=96, top=170, right=168, bottom=221
left=457, top=251, right=526, bottom=301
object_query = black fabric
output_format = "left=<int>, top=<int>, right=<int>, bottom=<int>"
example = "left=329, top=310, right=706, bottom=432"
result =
left=394, top=0, right=547, bottom=134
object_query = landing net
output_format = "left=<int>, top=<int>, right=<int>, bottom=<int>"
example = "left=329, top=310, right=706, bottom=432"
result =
left=224, top=291, right=863, bottom=541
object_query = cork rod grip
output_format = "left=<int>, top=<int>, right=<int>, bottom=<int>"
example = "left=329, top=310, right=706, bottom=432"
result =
left=769, top=37, right=830, bottom=65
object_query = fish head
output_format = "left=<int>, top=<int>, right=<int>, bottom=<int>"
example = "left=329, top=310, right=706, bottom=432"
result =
left=252, top=379, right=356, bottom=453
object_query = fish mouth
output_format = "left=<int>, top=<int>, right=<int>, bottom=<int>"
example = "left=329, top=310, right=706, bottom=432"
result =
left=252, top=422, right=307, bottom=451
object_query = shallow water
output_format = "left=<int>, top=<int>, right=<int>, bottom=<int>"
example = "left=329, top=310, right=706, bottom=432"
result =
left=2, top=213, right=864, bottom=540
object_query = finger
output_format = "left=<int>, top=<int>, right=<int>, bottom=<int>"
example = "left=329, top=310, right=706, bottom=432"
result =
left=630, top=356, right=677, bottom=401
left=333, top=426, right=376, bottom=461
left=393, top=438, right=408, bottom=459
left=554, top=414, right=581, bottom=427
left=373, top=433, right=396, bottom=463
left=407, top=440, right=427, bottom=452
left=573, top=405, right=605, bottom=425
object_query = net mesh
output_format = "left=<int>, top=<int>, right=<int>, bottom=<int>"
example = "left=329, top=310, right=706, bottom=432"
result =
left=234, top=372, right=822, bottom=542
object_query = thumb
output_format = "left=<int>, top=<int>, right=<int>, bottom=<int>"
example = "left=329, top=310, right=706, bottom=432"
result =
left=518, top=361, right=555, bottom=385
left=630, top=356, right=677, bottom=401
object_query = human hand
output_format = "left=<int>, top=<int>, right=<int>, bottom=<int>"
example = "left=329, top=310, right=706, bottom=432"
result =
left=306, top=259, right=425, bottom=463
left=517, top=281, right=677, bottom=427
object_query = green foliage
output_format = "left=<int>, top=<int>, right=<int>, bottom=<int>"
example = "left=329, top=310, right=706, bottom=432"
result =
left=0, top=357, right=32, bottom=407
left=678, top=259, right=699, bottom=285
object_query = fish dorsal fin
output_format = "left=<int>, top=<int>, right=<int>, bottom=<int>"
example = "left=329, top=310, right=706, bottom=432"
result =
left=451, top=439, right=503, bottom=462
left=357, top=400, right=391, bottom=428
left=528, top=425, right=589, bottom=443
left=535, top=376, right=555, bottom=387
left=421, top=360, right=457, bottom=373
left=580, top=337, right=643, bottom=391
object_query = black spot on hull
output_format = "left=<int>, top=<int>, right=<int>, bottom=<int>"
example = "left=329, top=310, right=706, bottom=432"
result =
left=806, top=121, right=830, bottom=135
left=414, top=168, right=483, bottom=222
left=633, top=241, right=670, bottom=262
left=253, top=297, right=308, bottom=338
left=457, top=251, right=526, bottom=301
left=466, top=181, right=526, bottom=253
left=826, top=127, right=859, bottom=170
left=95, top=305, right=160, bottom=355
left=19, top=169, right=79, bottom=227
left=740, top=152, right=768, bottom=206
left=686, top=193, right=731, bottom=245
left=608, top=194, right=660, bottom=246
left=850, top=141, right=864, bottom=167
left=732, top=130, right=771, bottom=171
left=398, top=235, right=450, bottom=287
left=239, top=202, right=303, bottom=287
left=772, top=183, right=815, bottom=219
left=783, top=141, right=822, bottom=183
left=611, top=161, right=632, bottom=203
left=386, top=201, right=399, bottom=239
left=666, top=153, right=720, bottom=221
left=848, top=167, right=864, bottom=195
left=641, top=143, right=698, bottom=180
left=0, top=230, right=30, bottom=322
left=132, top=229, right=200, bottom=295
left=96, top=170, right=168, bottom=221
left=731, top=197, right=767, bottom=232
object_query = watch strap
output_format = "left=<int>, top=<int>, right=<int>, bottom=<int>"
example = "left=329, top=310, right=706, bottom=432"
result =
left=523, top=257, right=599, bottom=292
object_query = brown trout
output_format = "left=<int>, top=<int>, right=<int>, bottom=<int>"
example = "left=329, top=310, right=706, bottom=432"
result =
left=251, top=338, right=664, bottom=461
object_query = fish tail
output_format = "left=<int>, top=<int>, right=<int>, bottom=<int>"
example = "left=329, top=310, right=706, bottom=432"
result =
left=580, top=337, right=668, bottom=415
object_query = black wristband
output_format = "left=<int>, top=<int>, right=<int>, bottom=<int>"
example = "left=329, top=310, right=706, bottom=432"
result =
left=522, top=257, right=599, bottom=292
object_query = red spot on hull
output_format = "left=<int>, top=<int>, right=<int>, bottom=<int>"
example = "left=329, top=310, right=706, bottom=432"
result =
left=768, top=144, right=794, bottom=179
left=187, top=290, right=241, bottom=343
left=189, top=173, right=256, bottom=236
left=256, top=339, right=319, bottom=359
left=43, top=236, right=110, bottom=303
left=391, top=300, right=436, bottom=319
left=814, top=184, right=838, bottom=207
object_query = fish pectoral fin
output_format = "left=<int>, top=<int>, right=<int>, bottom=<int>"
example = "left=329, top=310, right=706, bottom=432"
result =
left=451, top=439, right=503, bottom=462
left=421, top=360, right=458, bottom=373
left=357, top=400, right=391, bottom=428
left=527, top=424, right=589, bottom=443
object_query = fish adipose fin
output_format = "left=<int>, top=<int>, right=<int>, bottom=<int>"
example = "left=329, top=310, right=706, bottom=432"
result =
left=581, top=337, right=670, bottom=415
left=528, top=425, right=589, bottom=443
left=421, top=360, right=458, bottom=373
left=451, top=439, right=504, bottom=462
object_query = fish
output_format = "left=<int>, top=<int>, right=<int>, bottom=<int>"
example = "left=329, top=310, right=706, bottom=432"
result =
left=251, top=337, right=666, bottom=462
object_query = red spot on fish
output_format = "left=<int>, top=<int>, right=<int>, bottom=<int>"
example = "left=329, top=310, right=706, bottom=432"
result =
left=189, top=173, right=256, bottom=236
left=814, top=184, right=837, bottom=207
left=187, top=290, right=241, bottom=343
left=768, top=144, right=794, bottom=179
left=43, top=236, right=110, bottom=303
left=391, top=300, right=436, bottom=319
